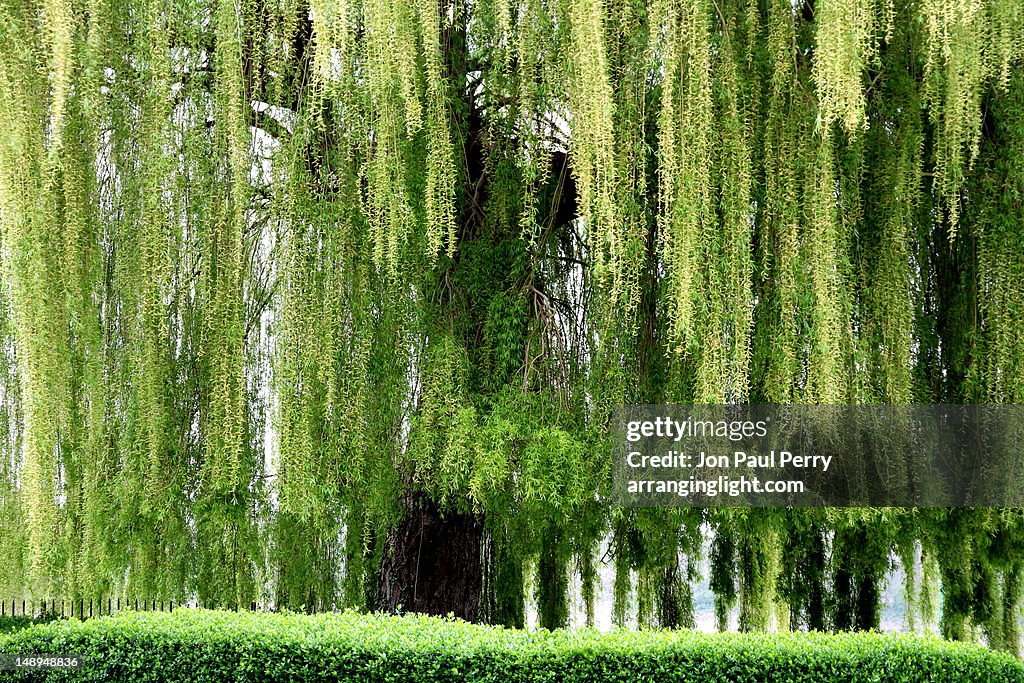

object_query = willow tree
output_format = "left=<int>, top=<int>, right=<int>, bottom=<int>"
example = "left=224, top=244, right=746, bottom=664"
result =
left=0, top=0, right=1023, bottom=650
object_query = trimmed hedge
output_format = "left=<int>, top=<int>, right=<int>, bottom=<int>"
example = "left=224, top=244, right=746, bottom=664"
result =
left=0, top=616, right=41, bottom=635
left=1, top=610, right=1022, bottom=682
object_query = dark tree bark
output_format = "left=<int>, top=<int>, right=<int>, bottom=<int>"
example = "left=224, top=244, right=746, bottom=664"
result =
left=376, top=491, right=484, bottom=621
left=657, top=562, right=685, bottom=629
left=833, top=561, right=854, bottom=631
left=805, top=534, right=827, bottom=631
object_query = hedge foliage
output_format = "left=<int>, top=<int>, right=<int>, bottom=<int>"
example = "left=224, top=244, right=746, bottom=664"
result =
left=0, top=616, right=40, bottom=635
left=1, top=610, right=1022, bottom=682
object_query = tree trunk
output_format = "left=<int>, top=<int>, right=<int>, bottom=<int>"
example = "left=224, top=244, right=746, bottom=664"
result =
left=376, top=491, right=483, bottom=621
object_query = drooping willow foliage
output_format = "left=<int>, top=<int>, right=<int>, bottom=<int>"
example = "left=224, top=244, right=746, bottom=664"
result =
left=0, top=0, right=1022, bottom=651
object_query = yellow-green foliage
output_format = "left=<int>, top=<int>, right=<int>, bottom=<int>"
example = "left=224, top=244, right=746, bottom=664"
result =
left=568, top=0, right=620, bottom=310
left=812, top=0, right=877, bottom=133
left=804, top=129, right=848, bottom=403
left=658, top=0, right=714, bottom=355
left=921, top=0, right=988, bottom=234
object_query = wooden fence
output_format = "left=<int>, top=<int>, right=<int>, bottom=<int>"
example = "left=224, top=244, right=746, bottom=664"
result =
left=2, top=598, right=266, bottom=620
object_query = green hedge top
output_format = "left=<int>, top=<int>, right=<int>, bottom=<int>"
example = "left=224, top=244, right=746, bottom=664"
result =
left=0, top=616, right=40, bottom=635
left=1, top=610, right=1021, bottom=682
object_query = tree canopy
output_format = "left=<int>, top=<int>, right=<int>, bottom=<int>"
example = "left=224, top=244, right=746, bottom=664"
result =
left=0, top=0, right=1022, bottom=651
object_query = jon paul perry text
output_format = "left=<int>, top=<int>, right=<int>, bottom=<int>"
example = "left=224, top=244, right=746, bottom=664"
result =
left=626, top=450, right=833, bottom=472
